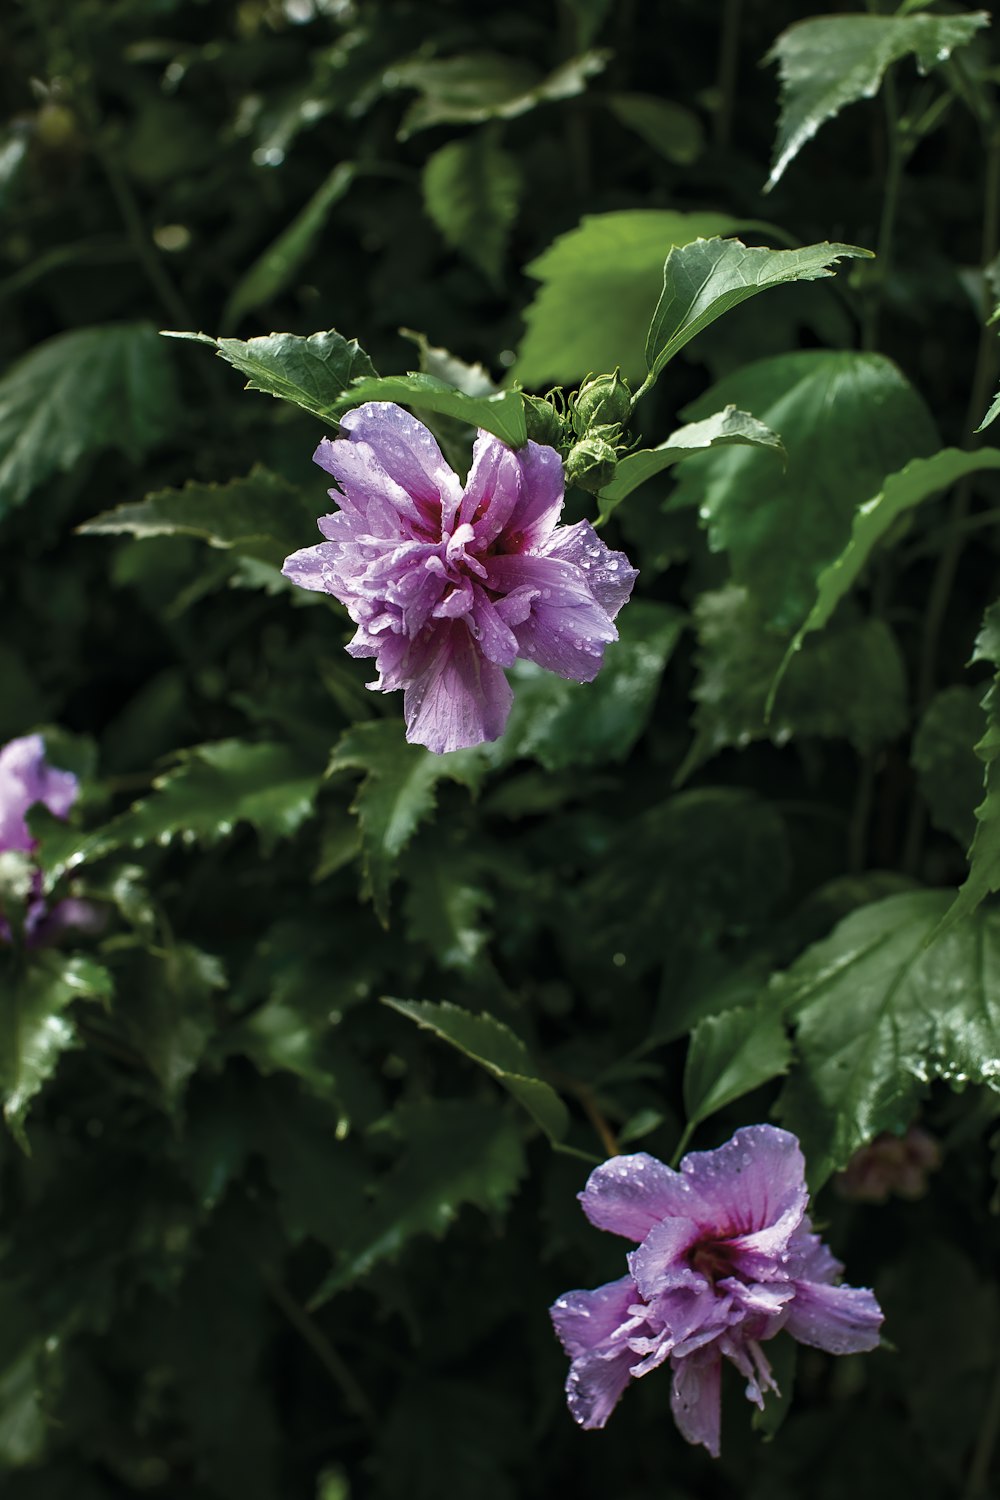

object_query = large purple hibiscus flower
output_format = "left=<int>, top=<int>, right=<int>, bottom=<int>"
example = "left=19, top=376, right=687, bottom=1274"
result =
left=550, top=1125, right=883, bottom=1456
left=282, top=402, right=637, bottom=753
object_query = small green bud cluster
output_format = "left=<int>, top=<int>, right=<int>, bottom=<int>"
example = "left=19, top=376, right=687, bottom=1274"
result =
left=564, top=370, right=632, bottom=494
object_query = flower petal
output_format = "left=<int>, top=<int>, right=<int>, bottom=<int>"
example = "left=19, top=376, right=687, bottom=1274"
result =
left=0, top=735, right=78, bottom=855
left=677, top=1125, right=808, bottom=1242
left=505, top=440, right=565, bottom=550
left=282, top=541, right=345, bottom=594
left=565, top=1345, right=637, bottom=1430
left=550, top=1275, right=637, bottom=1361
left=540, top=520, right=637, bottom=620
left=579, top=1152, right=703, bottom=1242
left=627, top=1217, right=704, bottom=1300
left=784, top=1280, right=883, bottom=1355
left=487, top=554, right=617, bottom=683
left=670, top=1349, right=723, bottom=1457
left=458, top=433, right=522, bottom=543
left=337, top=402, right=462, bottom=519
left=401, top=621, right=512, bottom=753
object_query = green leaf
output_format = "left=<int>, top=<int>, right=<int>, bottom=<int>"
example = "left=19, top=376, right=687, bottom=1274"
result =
left=0, top=323, right=181, bottom=517
left=644, top=237, right=871, bottom=383
left=766, top=12, right=990, bottom=190
left=670, top=350, right=938, bottom=628
left=773, top=890, right=1000, bottom=1186
left=402, top=838, right=493, bottom=972
left=497, top=600, right=685, bottom=769
left=977, top=387, right=1000, bottom=433
left=605, top=93, right=704, bottom=164
left=912, top=687, right=984, bottom=847
left=384, top=998, right=569, bottom=1142
left=597, top=406, right=784, bottom=522
left=165, top=329, right=376, bottom=423
left=310, top=1100, right=525, bottom=1302
left=329, top=720, right=486, bottom=923
left=391, top=50, right=608, bottom=137
left=685, top=586, right=907, bottom=774
left=422, top=132, right=521, bottom=286
left=514, top=210, right=755, bottom=386
left=223, top=163, right=356, bottom=328
left=333, top=371, right=526, bottom=449
left=770, top=448, right=1000, bottom=704
left=124, top=945, right=225, bottom=1109
left=682, top=1001, right=791, bottom=1138
left=39, top=741, right=324, bottom=878
left=0, top=953, right=113, bottom=1147
left=936, top=601, right=1000, bottom=936
left=79, top=466, right=320, bottom=570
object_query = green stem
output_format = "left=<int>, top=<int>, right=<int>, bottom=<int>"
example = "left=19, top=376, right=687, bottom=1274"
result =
left=264, top=1272, right=375, bottom=1426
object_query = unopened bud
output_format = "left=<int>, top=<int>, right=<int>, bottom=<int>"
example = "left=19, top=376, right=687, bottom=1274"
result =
left=565, top=431, right=619, bottom=493
left=572, top=370, right=632, bottom=435
left=523, top=395, right=566, bottom=448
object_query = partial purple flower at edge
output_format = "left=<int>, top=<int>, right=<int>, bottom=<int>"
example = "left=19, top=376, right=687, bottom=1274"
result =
left=0, top=734, right=96, bottom=947
left=550, top=1125, right=883, bottom=1457
left=281, top=402, right=637, bottom=754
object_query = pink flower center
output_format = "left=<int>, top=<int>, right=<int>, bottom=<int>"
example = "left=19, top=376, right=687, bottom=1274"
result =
left=690, top=1241, right=735, bottom=1284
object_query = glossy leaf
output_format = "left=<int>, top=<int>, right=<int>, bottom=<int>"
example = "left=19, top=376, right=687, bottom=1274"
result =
left=670, top=350, right=938, bottom=628
left=597, top=406, right=783, bottom=522
left=384, top=998, right=569, bottom=1141
left=605, top=93, right=703, bottom=163
left=912, top=687, right=983, bottom=847
left=0, top=324, right=180, bottom=517
left=422, top=133, right=521, bottom=286
left=766, top=12, right=990, bottom=189
left=515, top=210, right=754, bottom=386
left=166, top=329, right=376, bottom=423
left=682, top=1002, right=791, bottom=1139
left=332, top=372, right=526, bottom=448
left=644, top=237, right=871, bottom=382
left=329, top=720, right=486, bottom=923
left=0, top=953, right=113, bottom=1147
left=774, top=891, right=1000, bottom=1186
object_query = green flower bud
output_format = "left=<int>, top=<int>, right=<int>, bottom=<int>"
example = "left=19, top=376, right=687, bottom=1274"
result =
left=571, top=369, right=632, bottom=436
left=565, top=432, right=619, bottom=493
left=523, top=395, right=567, bottom=448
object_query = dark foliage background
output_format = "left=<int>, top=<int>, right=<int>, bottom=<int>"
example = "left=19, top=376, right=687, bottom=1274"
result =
left=1, top=1, right=999, bottom=1497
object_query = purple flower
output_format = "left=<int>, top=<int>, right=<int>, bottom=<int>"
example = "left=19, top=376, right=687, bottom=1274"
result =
left=550, top=1125, right=883, bottom=1457
left=0, top=734, right=95, bottom=946
left=282, top=403, right=637, bottom=754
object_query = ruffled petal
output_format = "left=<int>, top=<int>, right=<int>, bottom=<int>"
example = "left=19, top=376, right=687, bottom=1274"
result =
left=337, top=402, right=462, bottom=520
left=487, top=554, right=617, bottom=683
left=540, top=520, right=637, bottom=620
left=566, top=1345, right=637, bottom=1431
left=0, top=735, right=78, bottom=854
left=458, top=433, right=522, bottom=543
left=579, top=1152, right=705, bottom=1242
left=784, top=1280, right=883, bottom=1355
left=627, top=1217, right=704, bottom=1300
left=676, top=1125, right=808, bottom=1242
left=670, top=1349, right=722, bottom=1457
left=503, top=440, right=565, bottom=550
left=550, top=1275, right=637, bottom=1360
left=401, top=621, right=512, bottom=753
left=282, top=542, right=344, bottom=595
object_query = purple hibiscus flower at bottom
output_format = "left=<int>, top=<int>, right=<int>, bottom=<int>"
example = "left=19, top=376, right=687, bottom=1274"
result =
left=281, top=402, right=637, bottom=754
left=0, top=734, right=99, bottom=947
left=550, top=1125, right=883, bottom=1457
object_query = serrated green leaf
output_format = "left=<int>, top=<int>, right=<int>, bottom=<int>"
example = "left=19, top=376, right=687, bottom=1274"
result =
left=333, top=372, right=526, bottom=449
left=124, top=945, right=225, bottom=1109
left=329, top=720, right=486, bottom=922
left=0, top=324, right=181, bottom=517
left=682, top=1002, right=791, bottom=1139
left=912, top=687, right=984, bottom=847
left=685, top=586, right=907, bottom=774
left=0, top=953, right=113, bottom=1147
left=766, top=12, right=990, bottom=190
left=774, top=890, right=1000, bottom=1186
left=79, top=466, right=320, bottom=570
left=605, top=92, right=703, bottom=164
left=38, top=741, right=324, bottom=878
left=644, top=237, right=871, bottom=383
left=402, top=838, right=492, bottom=972
left=977, top=387, right=1000, bottom=432
left=391, top=49, right=608, bottom=137
left=769, top=448, right=1000, bottom=707
left=422, top=133, right=521, bottom=286
left=310, top=1100, right=525, bottom=1303
left=514, top=210, right=757, bottom=386
left=497, top=600, right=685, bottom=769
left=935, top=601, right=1000, bottom=936
left=384, top=998, right=569, bottom=1141
left=597, top=406, right=784, bottom=522
left=165, top=328, right=376, bottom=423
left=223, top=162, right=356, bottom=328
left=671, top=350, right=938, bottom=628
